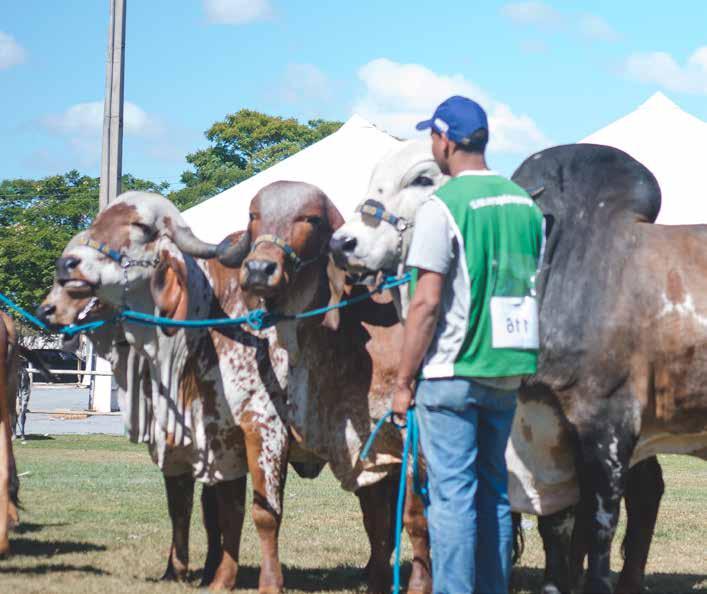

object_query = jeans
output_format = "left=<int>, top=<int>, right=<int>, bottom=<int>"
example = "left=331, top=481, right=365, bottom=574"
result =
left=415, top=377, right=517, bottom=594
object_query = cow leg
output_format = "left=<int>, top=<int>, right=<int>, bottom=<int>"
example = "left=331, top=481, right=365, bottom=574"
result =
left=161, top=473, right=194, bottom=581
left=209, top=477, right=247, bottom=591
left=200, top=484, right=223, bottom=587
left=244, top=426, right=288, bottom=594
left=403, top=476, right=432, bottom=594
left=0, top=411, right=10, bottom=558
left=356, top=474, right=397, bottom=594
left=577, top=421, right=635, bottom=594
left=614, top=456, right=664, bottom=594
left=0, top=340, right=12, bottom=558
left=537, top=506, right=575, bottom=594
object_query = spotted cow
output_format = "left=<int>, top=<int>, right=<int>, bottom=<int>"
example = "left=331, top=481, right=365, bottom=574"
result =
left=330, top=140, right=707, bottom=594
left=39, top=193, right=293, bottom=592
left=215, top=180, right=432, bottom=594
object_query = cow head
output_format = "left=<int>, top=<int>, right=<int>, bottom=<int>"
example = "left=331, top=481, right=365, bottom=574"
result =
left=329, top=140, right=445, bottom=278
left=217, top=181, right=345, bottom=329
left=54, top=192, right=218, bottom=317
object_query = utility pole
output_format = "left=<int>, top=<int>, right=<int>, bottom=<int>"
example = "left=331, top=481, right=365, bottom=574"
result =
left=98, top=0, right=126, bottom=211
left=93, top=0, right=126, bottom=413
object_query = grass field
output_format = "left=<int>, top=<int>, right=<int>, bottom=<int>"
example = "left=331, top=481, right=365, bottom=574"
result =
left=1, top=435, right=704, bottom=593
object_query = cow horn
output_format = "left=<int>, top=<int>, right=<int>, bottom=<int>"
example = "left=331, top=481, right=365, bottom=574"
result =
left=172, top=225, right=219, bottom=259
left=216, top=231, right=251, bottom=268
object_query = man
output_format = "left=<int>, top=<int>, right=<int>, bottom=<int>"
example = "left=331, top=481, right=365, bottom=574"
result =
left=16, top=359, right=30, bottom=440
left=393, top=96, right=545, bottom=594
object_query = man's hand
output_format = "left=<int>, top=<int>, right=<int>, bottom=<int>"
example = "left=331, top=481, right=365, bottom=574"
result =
left=392, top=381, right=414, bottom=426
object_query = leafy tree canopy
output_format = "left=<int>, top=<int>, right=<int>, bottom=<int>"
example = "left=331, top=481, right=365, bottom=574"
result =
left=0, top=172, right=167, bottom=315
left=169, top=110, right=341, bottom=210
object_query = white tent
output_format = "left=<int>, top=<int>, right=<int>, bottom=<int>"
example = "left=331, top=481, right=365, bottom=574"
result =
left=581, top=92, right=707, bottom=225
left=183, top=114, right=401, bottom=242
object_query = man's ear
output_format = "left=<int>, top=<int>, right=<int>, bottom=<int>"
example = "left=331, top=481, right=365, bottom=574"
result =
left=150, top=251, right=188, bottom=337
left=322, top=256, right=346, bottom=331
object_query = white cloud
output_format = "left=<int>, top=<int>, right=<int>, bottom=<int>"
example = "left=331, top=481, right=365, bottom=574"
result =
left=43, top=101, right=162, bottom=138
left=354, top=58, right=550, bottom=155
left=279, top=63, right=331, bottom=103
left=624, top=47, right=707, bottom=95
left=579, top=14, right=619, bottom=42
left=502, top=5, right=619, bottom=45
left=0, top=31, right=26, bottom=70
left=203, top=0, right=272, bottom=24
left=40, top=101, right=178, bottom=167
left=501, top=2, right=562, bottom=27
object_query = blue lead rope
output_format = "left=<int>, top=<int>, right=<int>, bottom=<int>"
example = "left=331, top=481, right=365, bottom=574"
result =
left=0, top=273, right=411, bottom=337
left=360, top=407, right=427, bottom=593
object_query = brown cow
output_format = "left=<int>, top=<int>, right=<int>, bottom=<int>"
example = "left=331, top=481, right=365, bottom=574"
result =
left=215, top=181, right=432, bottom=594
left=0, top=311, right=20, bottom=557
left=40, top=194, right=293, bottom=592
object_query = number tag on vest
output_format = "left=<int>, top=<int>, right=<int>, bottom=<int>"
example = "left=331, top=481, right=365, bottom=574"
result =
left=489, top=296, right=539, bottom=349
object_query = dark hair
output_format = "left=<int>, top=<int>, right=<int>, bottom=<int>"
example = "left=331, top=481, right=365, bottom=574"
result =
left=456, top=128, right=488, bottom=154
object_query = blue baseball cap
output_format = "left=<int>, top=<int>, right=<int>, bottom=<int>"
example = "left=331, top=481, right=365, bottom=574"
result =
left=416, top=95, right=488, bottom=146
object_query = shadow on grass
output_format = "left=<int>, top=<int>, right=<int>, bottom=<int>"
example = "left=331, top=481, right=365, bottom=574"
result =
left=13, top=522, right=69, bottom=535
left=511, top=566, right=707, bottom=594
left=8, top=537, right=107, bottom=557
left=0, top=563, right=108, bottom=576
left=18, top=434, right=56, bottom=441
left=191, top=562, right=396, bottom=591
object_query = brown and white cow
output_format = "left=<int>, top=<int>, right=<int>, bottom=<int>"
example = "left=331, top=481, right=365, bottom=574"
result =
left=39, top=260, right=224, bottom=585
left=331, top=141, right=707, bottom=594
left=215, top=180, right=432, bottom=594
left=40, top=193, right=292, bottom=592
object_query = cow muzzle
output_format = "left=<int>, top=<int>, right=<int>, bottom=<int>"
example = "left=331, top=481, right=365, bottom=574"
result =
left=241, top=258, right=282, bottom=295
left=329, top=234, right=358, bottom=269
left=56, top=256, right=97, bottom=296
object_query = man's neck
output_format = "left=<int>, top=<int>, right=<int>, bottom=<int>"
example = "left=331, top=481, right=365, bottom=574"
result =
left=448, top=153, right=488, bottom=177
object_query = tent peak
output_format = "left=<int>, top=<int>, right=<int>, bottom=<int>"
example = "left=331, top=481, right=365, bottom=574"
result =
left=340, top=113, right=377, bottom=130
left=640, top=91, right=681, bottom=112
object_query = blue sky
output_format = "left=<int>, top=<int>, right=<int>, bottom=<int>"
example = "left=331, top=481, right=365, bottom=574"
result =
left=2, top=0, right=706, bottom=187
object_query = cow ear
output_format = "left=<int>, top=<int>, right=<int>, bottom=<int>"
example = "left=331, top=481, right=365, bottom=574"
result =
left=322, top=257, right=346, bottom=331
left=324, top=196, right=345, bottom=233
left=150, top=251, right=188, bottom=337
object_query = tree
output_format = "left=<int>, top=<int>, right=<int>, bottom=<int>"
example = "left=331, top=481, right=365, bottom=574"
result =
left=0, top=172, right=168, bottom=315
left=169, top=110, right=342, bottom=210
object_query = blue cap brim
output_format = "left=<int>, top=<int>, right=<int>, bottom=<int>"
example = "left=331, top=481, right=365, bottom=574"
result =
left=415, top=119, right=433, bottom=131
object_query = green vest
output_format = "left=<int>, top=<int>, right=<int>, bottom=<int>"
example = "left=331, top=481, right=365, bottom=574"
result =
left=412, top=173, right=545, bottom=379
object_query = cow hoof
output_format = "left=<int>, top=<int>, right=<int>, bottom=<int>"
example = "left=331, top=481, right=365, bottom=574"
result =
left=258, top=587, right=283, bottom=594
left=583, top=577, right=612, bottom=594
left=541, top=585, right=562, bottom=594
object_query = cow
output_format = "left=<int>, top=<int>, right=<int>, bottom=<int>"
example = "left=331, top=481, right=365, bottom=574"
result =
left=39, top=193, right=293, bottom=592
left=330, top=140, right=707, bottom=594
left=0, top=310, right=57, bottom=557
left=39, top=263, right=224, bottom=585
left=214, top=180, right=432, bottom=594
left=0, top=311, right=20, bottom=557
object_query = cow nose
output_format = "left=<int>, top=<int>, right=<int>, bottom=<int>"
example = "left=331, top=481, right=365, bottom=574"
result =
left=245, top=259, right=278, bottom=286
left=57, top=256, right=81, bottom=278
left=36, top=303, right=56, bottom=322
left=329, top=235, right=357, bottom=255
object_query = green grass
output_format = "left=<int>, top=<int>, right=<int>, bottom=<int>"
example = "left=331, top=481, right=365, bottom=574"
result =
left=1, top=435, right=705, bottom=593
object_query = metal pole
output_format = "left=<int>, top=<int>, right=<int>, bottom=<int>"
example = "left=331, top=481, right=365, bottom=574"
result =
left=98, top=0, right=126, bottom=211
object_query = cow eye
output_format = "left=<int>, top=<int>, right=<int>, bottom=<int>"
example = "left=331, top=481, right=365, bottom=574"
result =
left=304, top=216, right=323, bottom=227
left=410, top=175, right=434, bottom=187
left=132, top=222, right=156, bottom=239
left=249, top=212, right=258, bottom=222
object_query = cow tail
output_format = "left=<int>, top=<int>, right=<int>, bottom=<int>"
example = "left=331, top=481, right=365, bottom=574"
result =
left=8, top=452, right=19, bottom=509
left=511, top=512, right=525, bottom=564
